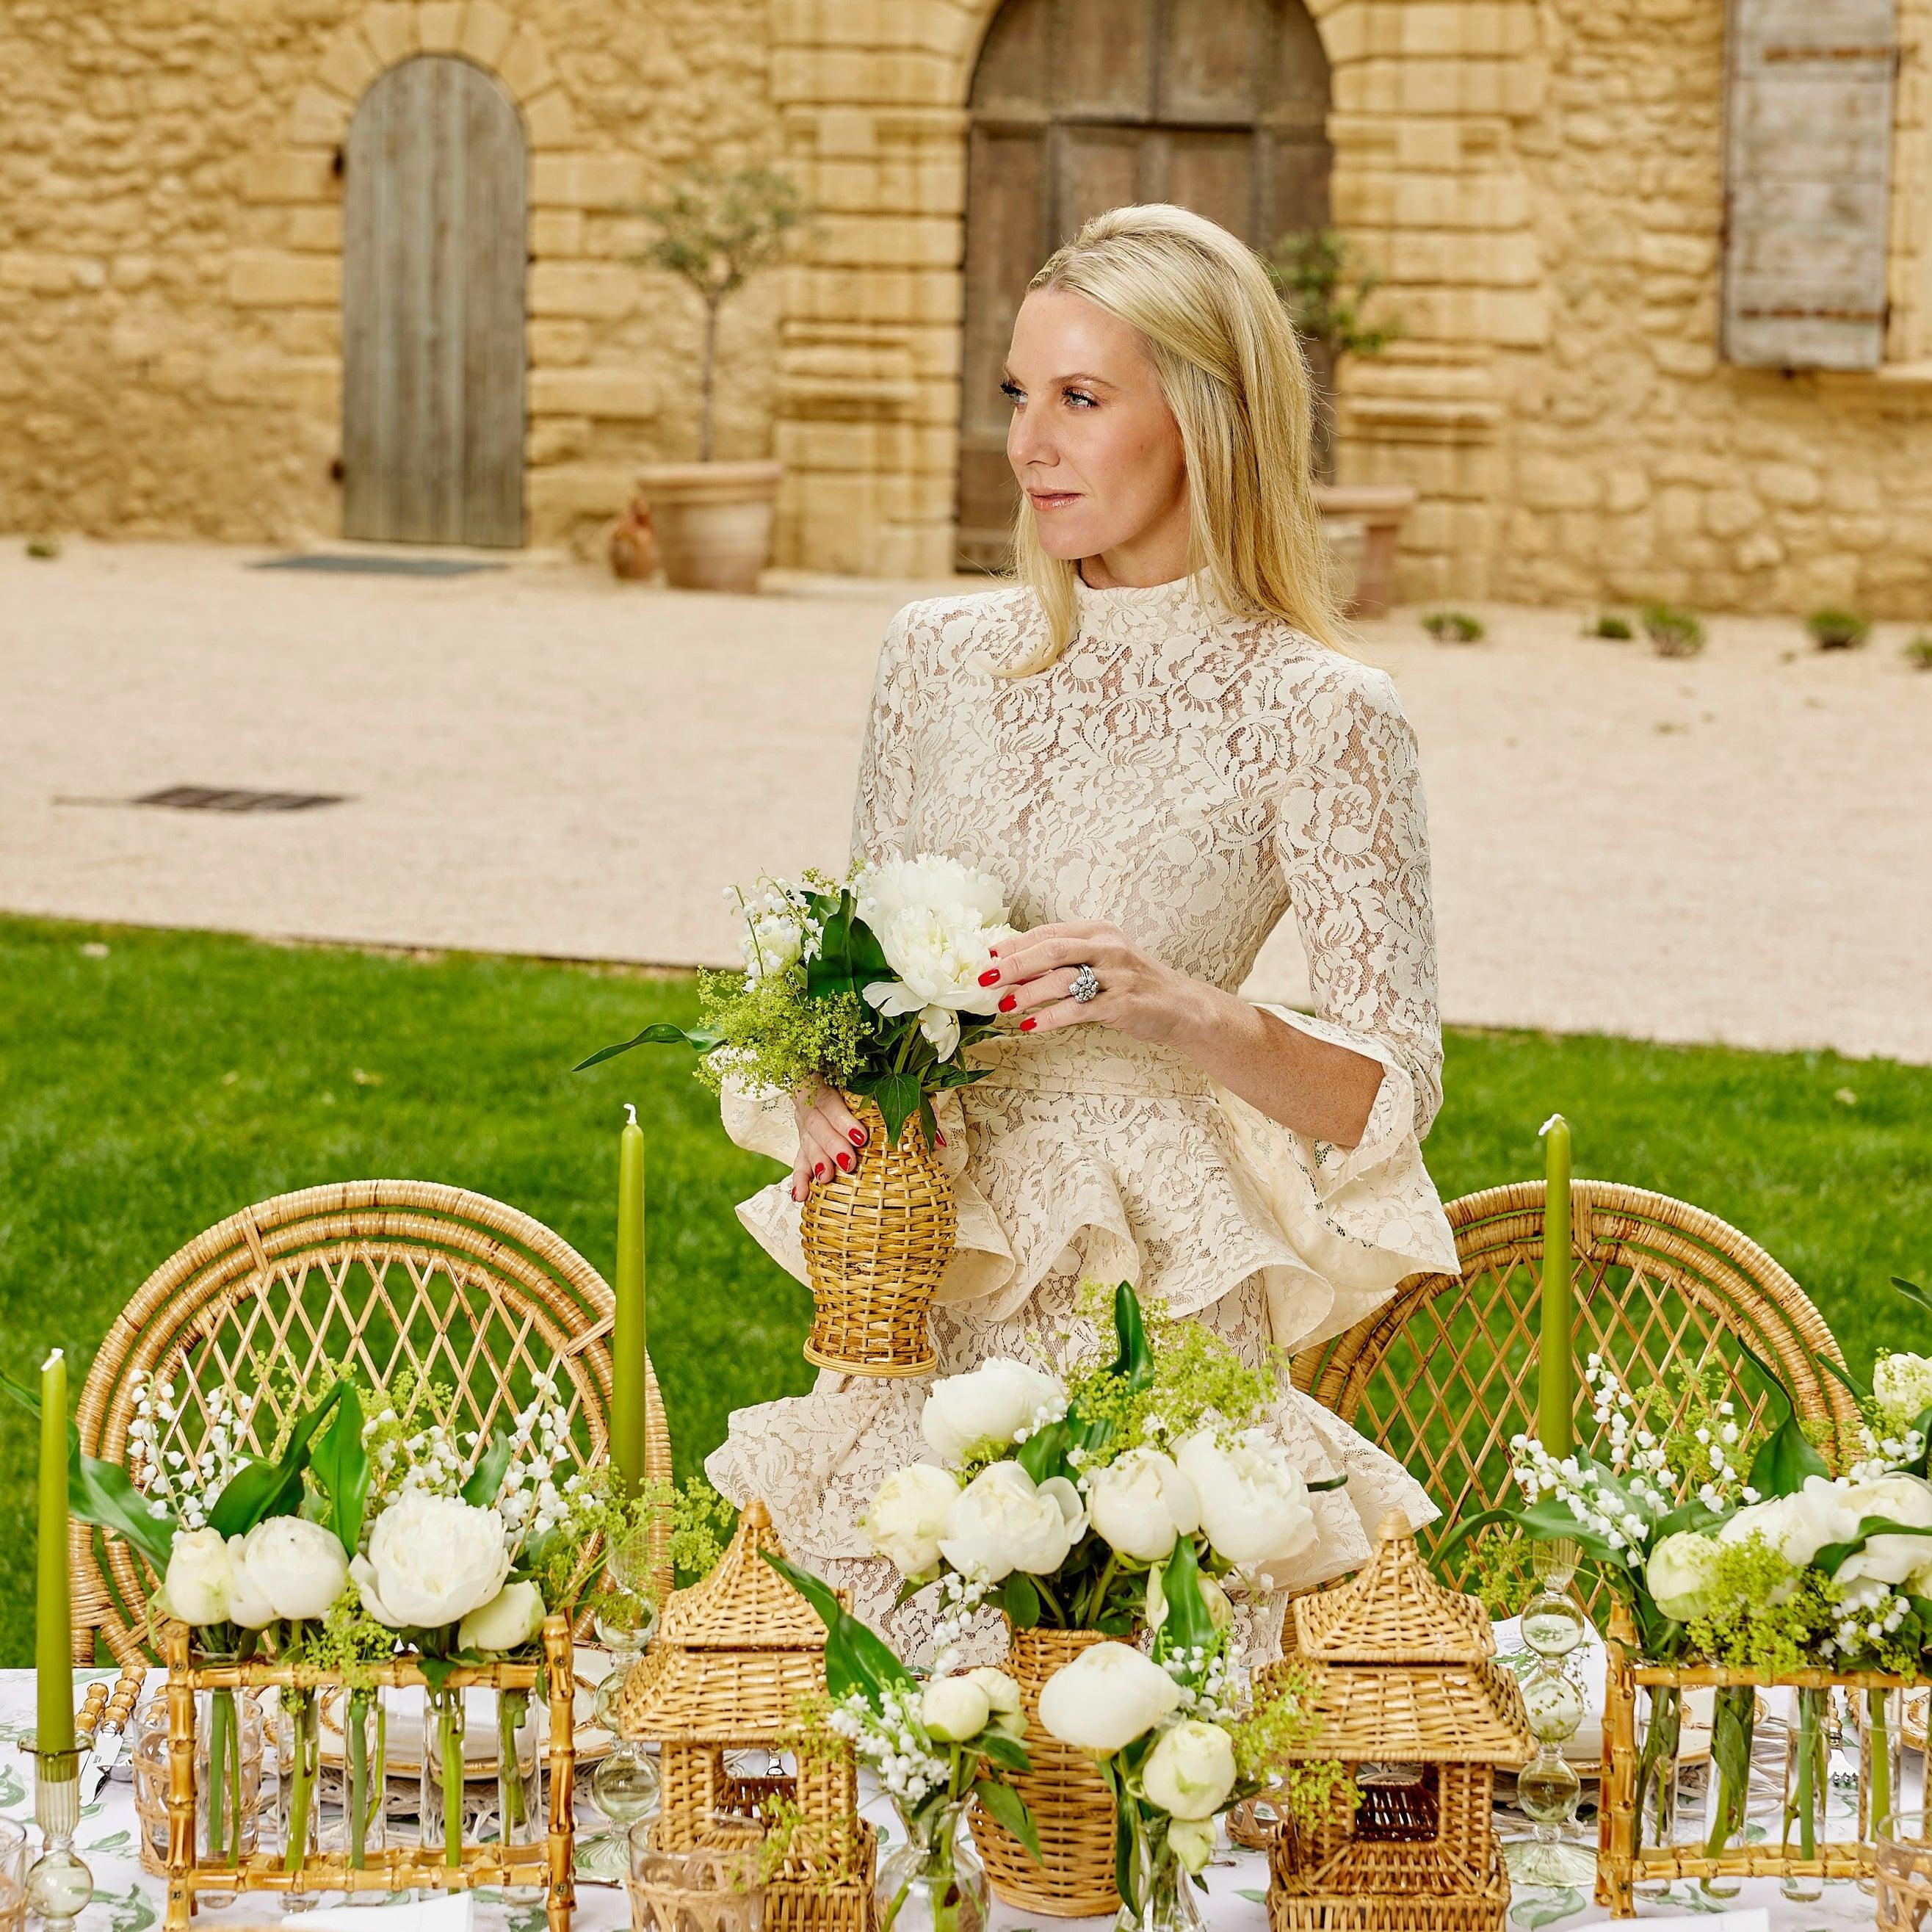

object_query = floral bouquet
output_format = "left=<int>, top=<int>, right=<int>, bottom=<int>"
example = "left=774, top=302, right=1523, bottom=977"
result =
left=862, top=1283, right=1340, bottom=1660
left=577, top=853, right=1025, bottom=1154
left=1034, top=1537, right=1337, bottom=1932
left=766, top=1550, right=1041, bottom=1932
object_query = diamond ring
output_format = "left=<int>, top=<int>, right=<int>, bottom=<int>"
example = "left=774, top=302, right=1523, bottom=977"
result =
left=1068, top=962, right=1101, bottom=1004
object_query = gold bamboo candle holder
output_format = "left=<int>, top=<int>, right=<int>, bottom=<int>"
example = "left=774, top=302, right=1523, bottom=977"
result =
left=160, top=1614, right=578, bottom=1931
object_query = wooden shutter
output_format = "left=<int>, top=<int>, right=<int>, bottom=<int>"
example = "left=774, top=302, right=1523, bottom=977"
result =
left=1721, top=0, right=1898, bottom=371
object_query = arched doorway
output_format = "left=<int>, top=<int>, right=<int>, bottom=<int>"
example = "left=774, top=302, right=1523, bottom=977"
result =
left=954, top=0, right=1332, bottom=570
left=341, top=54, right=528, bottom=547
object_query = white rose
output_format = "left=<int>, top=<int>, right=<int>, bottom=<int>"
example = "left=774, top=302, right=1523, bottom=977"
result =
left=1175, top=1428, right=1318, bottom=1571
left=1646, top=1531, right=1720, bottom=1622
left=1837, top=1474, right=1932, bottom=1588
left=1143, top=1719, right=1238, bottom=1820
left=1167, top=1817, right=1217, bottom=1873
left=922, top=1359, right=1066, bottom=1463
left=225, top=1517, right=348, bottom=1627
left=1874, top=1353, right=1932, bottom=1425
left=161, top=1527, right=235, bottom=1628
left=1719, top=1475, right=1860, bottom=1573
left=864, top=1464, right=960, bottom=1577
left=1037, top=1641, right=1182, bottom=1753
left=922, top=1675, right=994, bottom=1743
left=350, top=1492, right=513, bottom=1629
left=965, top=1667, right=1021, bottom=1718
left=1087, top=1450, right=1201, bottom=1563
left=458, top=1580, right=547, bottom=1654
left=939, top=1463, right=1087, bottom=1582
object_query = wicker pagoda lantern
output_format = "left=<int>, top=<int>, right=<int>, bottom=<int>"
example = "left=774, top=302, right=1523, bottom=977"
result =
left=620, top=1499, right=875, bottom=1932
left=1267, top=1516, right=1533, bottom=1932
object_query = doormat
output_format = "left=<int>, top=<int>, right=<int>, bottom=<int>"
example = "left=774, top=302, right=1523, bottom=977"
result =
left=250, top=554, right=504, bottom=576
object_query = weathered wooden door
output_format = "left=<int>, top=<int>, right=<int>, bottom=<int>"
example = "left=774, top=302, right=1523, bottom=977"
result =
left=955, top=0, right=1332, bottom=570
left=342, top=54, right=527, bottom=547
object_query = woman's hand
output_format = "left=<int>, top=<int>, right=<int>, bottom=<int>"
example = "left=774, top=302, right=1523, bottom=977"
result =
left=975, top=920, right=1207, bottom=1048
left=787, top=1085, right=946, bottom=1201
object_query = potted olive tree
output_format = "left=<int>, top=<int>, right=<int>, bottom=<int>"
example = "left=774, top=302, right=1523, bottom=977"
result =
left=1265, top=228, right=1411, bottom=618
left=626, top=163, right=817, bottom=592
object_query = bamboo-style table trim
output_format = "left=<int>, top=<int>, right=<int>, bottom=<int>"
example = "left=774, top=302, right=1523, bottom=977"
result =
left=162, top=1615, right=576, bottom=1932
left=1597, top=1601, right=1922, bottom=1917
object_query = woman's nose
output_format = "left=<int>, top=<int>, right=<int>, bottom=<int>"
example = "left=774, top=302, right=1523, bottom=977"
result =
left=1007, top=403, right=1055, bottom=474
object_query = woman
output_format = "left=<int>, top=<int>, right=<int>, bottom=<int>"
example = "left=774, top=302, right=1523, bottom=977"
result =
left=705, top=203, right=1460, bottom=1665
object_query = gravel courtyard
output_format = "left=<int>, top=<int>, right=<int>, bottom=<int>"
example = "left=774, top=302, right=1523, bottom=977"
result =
left=4, top=538, right=1928, bottom=1065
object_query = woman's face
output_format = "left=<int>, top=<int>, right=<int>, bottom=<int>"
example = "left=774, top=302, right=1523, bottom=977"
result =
left=1002, top=288, right=1190, bottom=587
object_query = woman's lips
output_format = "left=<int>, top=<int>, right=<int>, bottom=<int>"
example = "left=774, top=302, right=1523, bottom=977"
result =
left=1028, top=491, right=1081, bottom=510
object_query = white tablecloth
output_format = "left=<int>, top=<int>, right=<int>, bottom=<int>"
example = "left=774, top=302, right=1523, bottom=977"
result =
left=0, top=1669, right=1883, bottom=1932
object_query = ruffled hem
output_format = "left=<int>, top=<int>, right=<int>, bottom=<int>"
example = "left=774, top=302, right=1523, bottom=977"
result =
left=717, top=1017, right=1458, bottom=1362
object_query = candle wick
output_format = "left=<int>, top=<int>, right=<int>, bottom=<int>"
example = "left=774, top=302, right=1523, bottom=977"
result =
left=623, top=1102, right=638, bottom=1127
left=1538, top=1112, right=1564, bottom=1136
left=42, top=1347, right=63, bottom=1370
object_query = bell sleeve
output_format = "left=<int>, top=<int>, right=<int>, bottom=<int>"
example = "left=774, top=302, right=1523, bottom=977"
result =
left=1206, top=662, right=1461, bottom=1353
left=717, top=600, right=925, bottom=1171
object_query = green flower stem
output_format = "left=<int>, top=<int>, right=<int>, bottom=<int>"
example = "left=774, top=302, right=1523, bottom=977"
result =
left=347, top=1690, right=369, bottom=1870
left=499, top=1691, right=529, bottom=1837
left=1082, top=1554, right=1119, bottom=1627
left=1868, top=1688, right=1894, bottom=1842
left=206, top=1689, right=234, bottom=1865
left=1634, top=1686, right=1680, bottom=1851
left=283, top=1688, right=318, bottom=1875
left=440, top=1693, right=465, bottom=1870
left=1702, top=1686, right=1754, bottom=1864
left=1786, top=1688, right=1825, bottom=1862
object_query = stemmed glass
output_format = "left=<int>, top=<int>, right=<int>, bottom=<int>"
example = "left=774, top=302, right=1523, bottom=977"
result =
left=579, top=1522, right=663, bottom=1884
left=1504, top=1538, right=1596, bottom=1887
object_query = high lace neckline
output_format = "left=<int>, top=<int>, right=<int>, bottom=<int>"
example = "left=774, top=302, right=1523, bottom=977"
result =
left=1071, top=565, right=1214, bottom=640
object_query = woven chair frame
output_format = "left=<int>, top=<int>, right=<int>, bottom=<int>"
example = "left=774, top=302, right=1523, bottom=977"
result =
left=73, top=1179, right=673, bottom=1663
left=1290, top=1180, right=1859, bottom=1618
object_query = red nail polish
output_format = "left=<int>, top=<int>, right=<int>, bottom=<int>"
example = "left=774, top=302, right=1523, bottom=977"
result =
left=814, top=1162, right=827, bottom=1179
left=997, top=992, right=1016, bottom=1013
left=1019, top=1016, right=1037, bottom=1031
left=977, top=968, right=1000, bottom=986
left=936, top=1132, right=947, bottom=1146
left=849, top=1127, right=866, bottom=1145
left=838, top=1150, right=853, bottom=1170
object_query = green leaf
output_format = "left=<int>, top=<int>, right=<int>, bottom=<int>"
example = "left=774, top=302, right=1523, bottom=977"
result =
left=1747, top=1412, right=1829, bottom=1498
left=1732, top=1331, right=1797, bottom=1427
left=1815, top=1349, right=1872, bottom=1405
left=1108, top=1283, right=1154, bottom=1389
left=973, top=1777, right=1042, bottom=1864
left=1509, top=1887, right=1585, bottom=1930
left=872, top=1072, right=922, bottom=1153
left=309, top=1382, right=371, bottom=1557
left=207, top=1381, right=344, bottom=1537
left=1150, top=1535, right=1215, bottom=1665
left=1812, top=1516, right=1932, bottom=1578
left=1234, top=1889, right=1268, bottom=1906
left=1002, top=1571, right=1041, bottom=1632
left=574, top=1021, right=722, bottom=1073
left=1306, top=1474, right=1350, bottom=1494
left=1894, top=1276, right=1932, bottom=1322
left=461, top=1423, right=516, bottom=1510
left=761, top=1550, right=914, bottom=1704
left=972, top=1731, right=1032, bottom=1775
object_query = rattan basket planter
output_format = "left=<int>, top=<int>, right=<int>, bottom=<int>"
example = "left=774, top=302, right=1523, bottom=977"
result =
left=968, top=1623, right=1121, bottom=1918
left=798, top=1090, right=955, bottom=1377
left=159, top=1615, right=577, bottom=1932
left=1596, top=1602, right=1920, bottom=1917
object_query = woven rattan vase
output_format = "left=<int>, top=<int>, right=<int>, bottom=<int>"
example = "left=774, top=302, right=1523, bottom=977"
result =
left=969, top=1624, right=1121, bottom=1918
left=798, top=1089, right=955, bottom=1376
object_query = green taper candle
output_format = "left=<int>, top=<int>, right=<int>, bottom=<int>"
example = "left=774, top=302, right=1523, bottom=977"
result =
left=1538, top=1113, right=1575, bottom=1458
left=610, top=1102, right=648, bottom=1498
left=37, top=1347, right=75, bottom=1754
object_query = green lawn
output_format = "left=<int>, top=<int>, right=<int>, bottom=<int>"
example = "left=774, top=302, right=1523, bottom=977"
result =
left=1, top=912, right=1928, bottom=1664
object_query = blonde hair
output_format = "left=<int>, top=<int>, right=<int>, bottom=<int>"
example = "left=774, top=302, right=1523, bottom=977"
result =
left=993, top=203, right=1353, bottom=679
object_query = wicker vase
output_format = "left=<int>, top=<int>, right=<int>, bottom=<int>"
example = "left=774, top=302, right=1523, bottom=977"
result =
left=969, top=1625, right=1121, bottom=1918
left=798, top=1089, right=955, bottom=1375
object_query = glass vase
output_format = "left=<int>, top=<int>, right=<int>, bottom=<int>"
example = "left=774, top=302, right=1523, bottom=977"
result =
left=328, top=1686, right=389, bottom=1884
left=421, top=1685, right=470, bottom=1870
left=278, top=1685, right=323, bottom=1892
left=1632, top=1685, right=1685, bottom=1897
left=131, top=1690, right=267, bottom=1899
left=876, top=1801, right=987, bottom=1932
left=496, top=1687, right=543, bottom=1903
left=1779, top=1687, right=1831, bottom=1902
left=1113, top=1805, right=1204, bottom=1932
left=1859, top=1687, right=1905, bottom=1897
left=1698, top=1685, right=1756, bottom=1899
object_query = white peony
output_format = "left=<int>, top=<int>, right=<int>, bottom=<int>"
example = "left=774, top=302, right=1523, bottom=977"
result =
left=1718, top=1475, right=1861, bottom=1599
left=1646, top=1531, right=1720, bottom=1622
left=938, top=1462, right=1088, bottom=1583
left=1086, top=1450, right=1200, bottom=1563
left=1174, top=1428, right=1318, bottom=1571
left=1142, top=1720, right=1238, bottom=1820
left=161, top=1527, right=235, bottom=1628
left=864, top=1464, right=960, bottom=1577
left=350, top=1491, right=514, bottom=1630
left=1836, top=1474, right=1932, bottom=1588
left=1167, top=1818, right=1217, bottom=1873
left=853, top=855, right=1019, bottom=1061
left=459, top=1580, right=547, bottom=1654
left=922, top=1675, right=993, bottom=1743
left=1874, top=1353, right=1932, bottom=1425
left=1037, top=1641, right=1183, bottom=1753
left=965, top=1667, right=1022, bottom=1718
left=224, top=1517, right=349, bottom=1628
left=922, top=1359, right=1066, bottom=1463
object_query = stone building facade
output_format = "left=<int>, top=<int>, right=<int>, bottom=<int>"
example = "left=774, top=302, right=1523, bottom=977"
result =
left=4, top=0, right=1930, bottom=612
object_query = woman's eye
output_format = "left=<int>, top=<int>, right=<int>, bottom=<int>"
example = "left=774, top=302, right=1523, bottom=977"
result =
left=1063, top=389, right=1096, bottom=408
left=999, top=380, right=1023, bottom=405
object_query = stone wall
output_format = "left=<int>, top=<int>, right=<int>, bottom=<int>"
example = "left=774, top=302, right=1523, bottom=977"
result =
left=4, top=0, right=1932, bottom=612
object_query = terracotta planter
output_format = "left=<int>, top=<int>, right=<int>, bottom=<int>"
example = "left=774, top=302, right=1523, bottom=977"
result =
left=633, top=459, right=782, bottom=593
left=1314, top=482, right=1417, bottom=619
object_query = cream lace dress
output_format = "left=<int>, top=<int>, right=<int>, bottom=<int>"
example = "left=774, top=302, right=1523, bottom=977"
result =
left=703, top=568, right=1461, bottom=1665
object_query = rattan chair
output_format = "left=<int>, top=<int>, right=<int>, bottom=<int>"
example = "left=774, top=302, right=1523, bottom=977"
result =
left=72, top=1179, right=674, bottom=1663
left=1290, top=1179, right=1861, bottom=1612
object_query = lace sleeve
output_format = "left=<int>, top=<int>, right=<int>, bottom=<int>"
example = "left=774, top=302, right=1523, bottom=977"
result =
left=718, top=601, right=925, bottom=1167
left=1265, top=663, right=1444, bottom=1201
